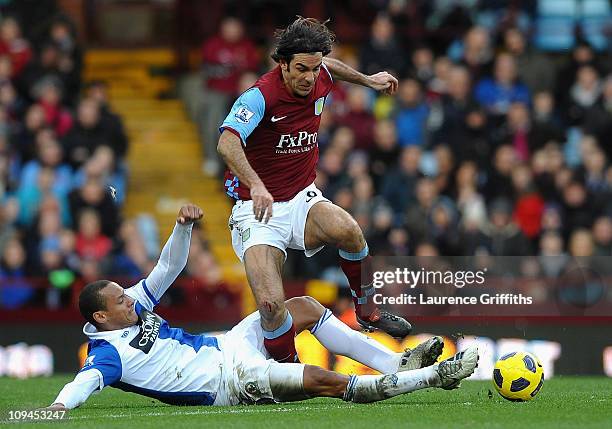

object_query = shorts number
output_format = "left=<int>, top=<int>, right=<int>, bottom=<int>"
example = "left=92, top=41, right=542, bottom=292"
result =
left=306, top=190, right=317, bottom=203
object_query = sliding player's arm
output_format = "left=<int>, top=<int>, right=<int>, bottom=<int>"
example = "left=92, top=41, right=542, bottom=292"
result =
left=47, top=370, right=100, bottom=410
left=48, top=344, right=122, bottom=410
left=138, top=204, right=202, bottom=306
left=322, top=57, right=398, bottom=95
left=217, top=87, right=273, bottom=223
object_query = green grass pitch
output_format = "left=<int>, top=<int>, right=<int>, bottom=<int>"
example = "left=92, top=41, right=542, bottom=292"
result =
left=1, top=376, right=610, bottom=428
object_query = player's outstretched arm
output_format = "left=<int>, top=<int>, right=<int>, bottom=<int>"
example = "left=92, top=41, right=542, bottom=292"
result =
left=142, top=204, right=203, bottom=301
left=322, top=57, right=398, bottom=95
left=47, top=370, right=100, bottom=410
left=217, top=130, right=273, bottom=223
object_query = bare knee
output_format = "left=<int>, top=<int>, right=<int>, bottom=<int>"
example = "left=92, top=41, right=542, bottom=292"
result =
left=257, top=297, right=287, bottom=328
left=286, top=296, right=325, bottom=332
left=337, top=215, right=365, bottom=252
left=243, top=245, right=287, bottom=329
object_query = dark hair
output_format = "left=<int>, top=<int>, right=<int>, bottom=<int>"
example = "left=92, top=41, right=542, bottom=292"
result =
left=79, top=280, right=112, bottom=326
left=271, top=16, right=335, bottom=63
left=85, top=79, right=108, bottom=90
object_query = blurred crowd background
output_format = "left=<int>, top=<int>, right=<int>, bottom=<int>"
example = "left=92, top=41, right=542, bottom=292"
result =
left=0, top=2, right=130, bottom=310
left=189, top=0, right=612, bottom=287
left=2, top=0, right=612, bottom=311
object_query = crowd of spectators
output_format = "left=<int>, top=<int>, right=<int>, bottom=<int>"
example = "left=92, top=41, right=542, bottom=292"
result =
left=5, top=1, right=612, bottom=309
left=0, top=12, right=133, bottom=309
left=0, top=10, right=154, bottom=310
left=196, top=3, right=612, bottom=286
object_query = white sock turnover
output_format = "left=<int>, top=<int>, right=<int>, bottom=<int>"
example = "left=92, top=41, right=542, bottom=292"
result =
left=343, top=366, right=438, bottom=403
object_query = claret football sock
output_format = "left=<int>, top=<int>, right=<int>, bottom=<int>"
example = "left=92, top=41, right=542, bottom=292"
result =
left=263, top=310, right=299, bottom=363
left=339, top=246, right=376, bottom=319
left=339, top=245, right=412, bottom=338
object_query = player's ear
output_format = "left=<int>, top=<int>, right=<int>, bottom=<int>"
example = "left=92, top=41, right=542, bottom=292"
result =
left=93, top=311, right=106, bottom=325
left=280, top=58, right=289, bottom=72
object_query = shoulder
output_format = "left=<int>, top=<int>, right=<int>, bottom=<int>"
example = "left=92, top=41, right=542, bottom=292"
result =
left=88, top=338, right=119, bottom=353
left=125, top=280, right=158, bottom=311
left=474, top=79, right=495, bottom=95
left=230, top=87, right=266, bottom=124
left=252, top=67, right=283, bottom=104
left=202, top=36, right=220, bottom=50
left=21, top=161, right=37, bottom=174
left=82, top=339, right=121, bottom=369
left=515, top=83, right=530, bottom=94
left=321, top=62, right=334, bottom=84
left=80, top=339, right=122, bottom=387
left=475, top=78, right=494, bottom=88
left=238, top=87, right=266, bottom=107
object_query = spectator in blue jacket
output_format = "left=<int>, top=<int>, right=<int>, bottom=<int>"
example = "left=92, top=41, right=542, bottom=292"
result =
left=395, top=77, right=430, bottom=147
left=474, top=52, right=530, bottom=116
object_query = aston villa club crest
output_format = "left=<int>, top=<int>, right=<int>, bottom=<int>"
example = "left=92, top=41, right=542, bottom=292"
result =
left=314, top=97, right=325, bottom=116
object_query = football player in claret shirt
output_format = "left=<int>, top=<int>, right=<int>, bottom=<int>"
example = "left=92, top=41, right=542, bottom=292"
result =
left=45, top=204, right=478, bottom=411
left=217, top=17, right=412, bottom=364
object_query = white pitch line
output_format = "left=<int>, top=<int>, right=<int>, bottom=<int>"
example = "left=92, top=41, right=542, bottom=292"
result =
left=67, top=404, right=358, bottom=420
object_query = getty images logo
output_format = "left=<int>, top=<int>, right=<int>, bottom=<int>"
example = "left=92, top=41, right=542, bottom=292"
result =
left=129, top=310, right=161, bottom=354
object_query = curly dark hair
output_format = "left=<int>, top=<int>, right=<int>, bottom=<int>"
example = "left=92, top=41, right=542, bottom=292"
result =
left=271, top=16, right=335, bottom=63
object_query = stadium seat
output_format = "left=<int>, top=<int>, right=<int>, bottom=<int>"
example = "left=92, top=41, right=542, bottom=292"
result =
left=578, top=0, right=612, bottom=51
left=533, top=17, right=576, bottom=51
left=581, top=0, right=611, bottom=17
left=476, top=10, right=531, bottom=33
left=537, top=0, right=578, bottom=17
left=581, top=17, right=611, bottom=51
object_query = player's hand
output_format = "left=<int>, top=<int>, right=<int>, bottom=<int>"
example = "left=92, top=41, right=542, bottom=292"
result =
left=177, top=204, right=204, bottom=225
left=367, top=71, right=398, bottom=95
left=250, top=182, right=274, bottom=223
left=43, top=403, right=68, bottom=411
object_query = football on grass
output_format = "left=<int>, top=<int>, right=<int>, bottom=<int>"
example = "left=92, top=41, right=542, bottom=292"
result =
left=493, top=351, right=544, bottom=401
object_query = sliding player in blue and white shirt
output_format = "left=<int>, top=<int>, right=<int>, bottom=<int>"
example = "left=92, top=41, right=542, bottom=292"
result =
left=47, top=204, right=478, bottom=410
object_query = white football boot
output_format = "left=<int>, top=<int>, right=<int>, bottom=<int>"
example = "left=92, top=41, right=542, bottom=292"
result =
left=433, top=345, right=479, bottom=389
left=397, top=336, right=445, bottom=371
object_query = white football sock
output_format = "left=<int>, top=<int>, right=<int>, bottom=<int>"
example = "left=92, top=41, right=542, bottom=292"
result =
left=311, top=309, right=400, bottom=374
left=269, top=362, right=309, bottom=401
left=343, top=366, right=438, bottom=403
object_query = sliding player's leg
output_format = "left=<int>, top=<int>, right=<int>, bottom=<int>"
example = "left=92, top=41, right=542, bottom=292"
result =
left=269, top=345, right=478, bottom=404
left=285, top=296, right=442, bottom=374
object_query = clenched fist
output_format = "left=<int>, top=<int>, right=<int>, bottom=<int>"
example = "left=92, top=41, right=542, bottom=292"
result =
left=177, top=204, right=204, bottom=225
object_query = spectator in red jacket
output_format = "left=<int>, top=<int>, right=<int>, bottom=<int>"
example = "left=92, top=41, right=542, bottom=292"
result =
left=199, top=17, right=259, bottom=175
left=74, top=208, right=112, bottom=261
left=0, top=17, right=32, bottom=78
left=31, top=77, right=72, bottom=137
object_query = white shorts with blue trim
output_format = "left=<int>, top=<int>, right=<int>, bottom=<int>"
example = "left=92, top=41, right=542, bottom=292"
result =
left=228, top=183, right=330, bottom=262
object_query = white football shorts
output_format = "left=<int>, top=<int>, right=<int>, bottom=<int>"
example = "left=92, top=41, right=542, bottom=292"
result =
left=213, top=311, right=303, bottom=405
left=228, top=182, right=330, bottom=261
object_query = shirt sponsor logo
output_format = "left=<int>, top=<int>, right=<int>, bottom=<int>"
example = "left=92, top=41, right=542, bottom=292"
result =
left=275, top=131, right=318, bottom=154
left=235, top=105, right=255, bottom=124
left=129, top=310, right=161, bottom=354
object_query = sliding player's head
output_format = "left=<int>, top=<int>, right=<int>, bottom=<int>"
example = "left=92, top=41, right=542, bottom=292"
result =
left=271, top=16, right=335, bottom=97
left=79, top=280, right=138, bottom=331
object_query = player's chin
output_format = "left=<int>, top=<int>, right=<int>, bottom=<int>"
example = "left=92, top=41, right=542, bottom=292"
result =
left=297, top=86, right=313, bottom=96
